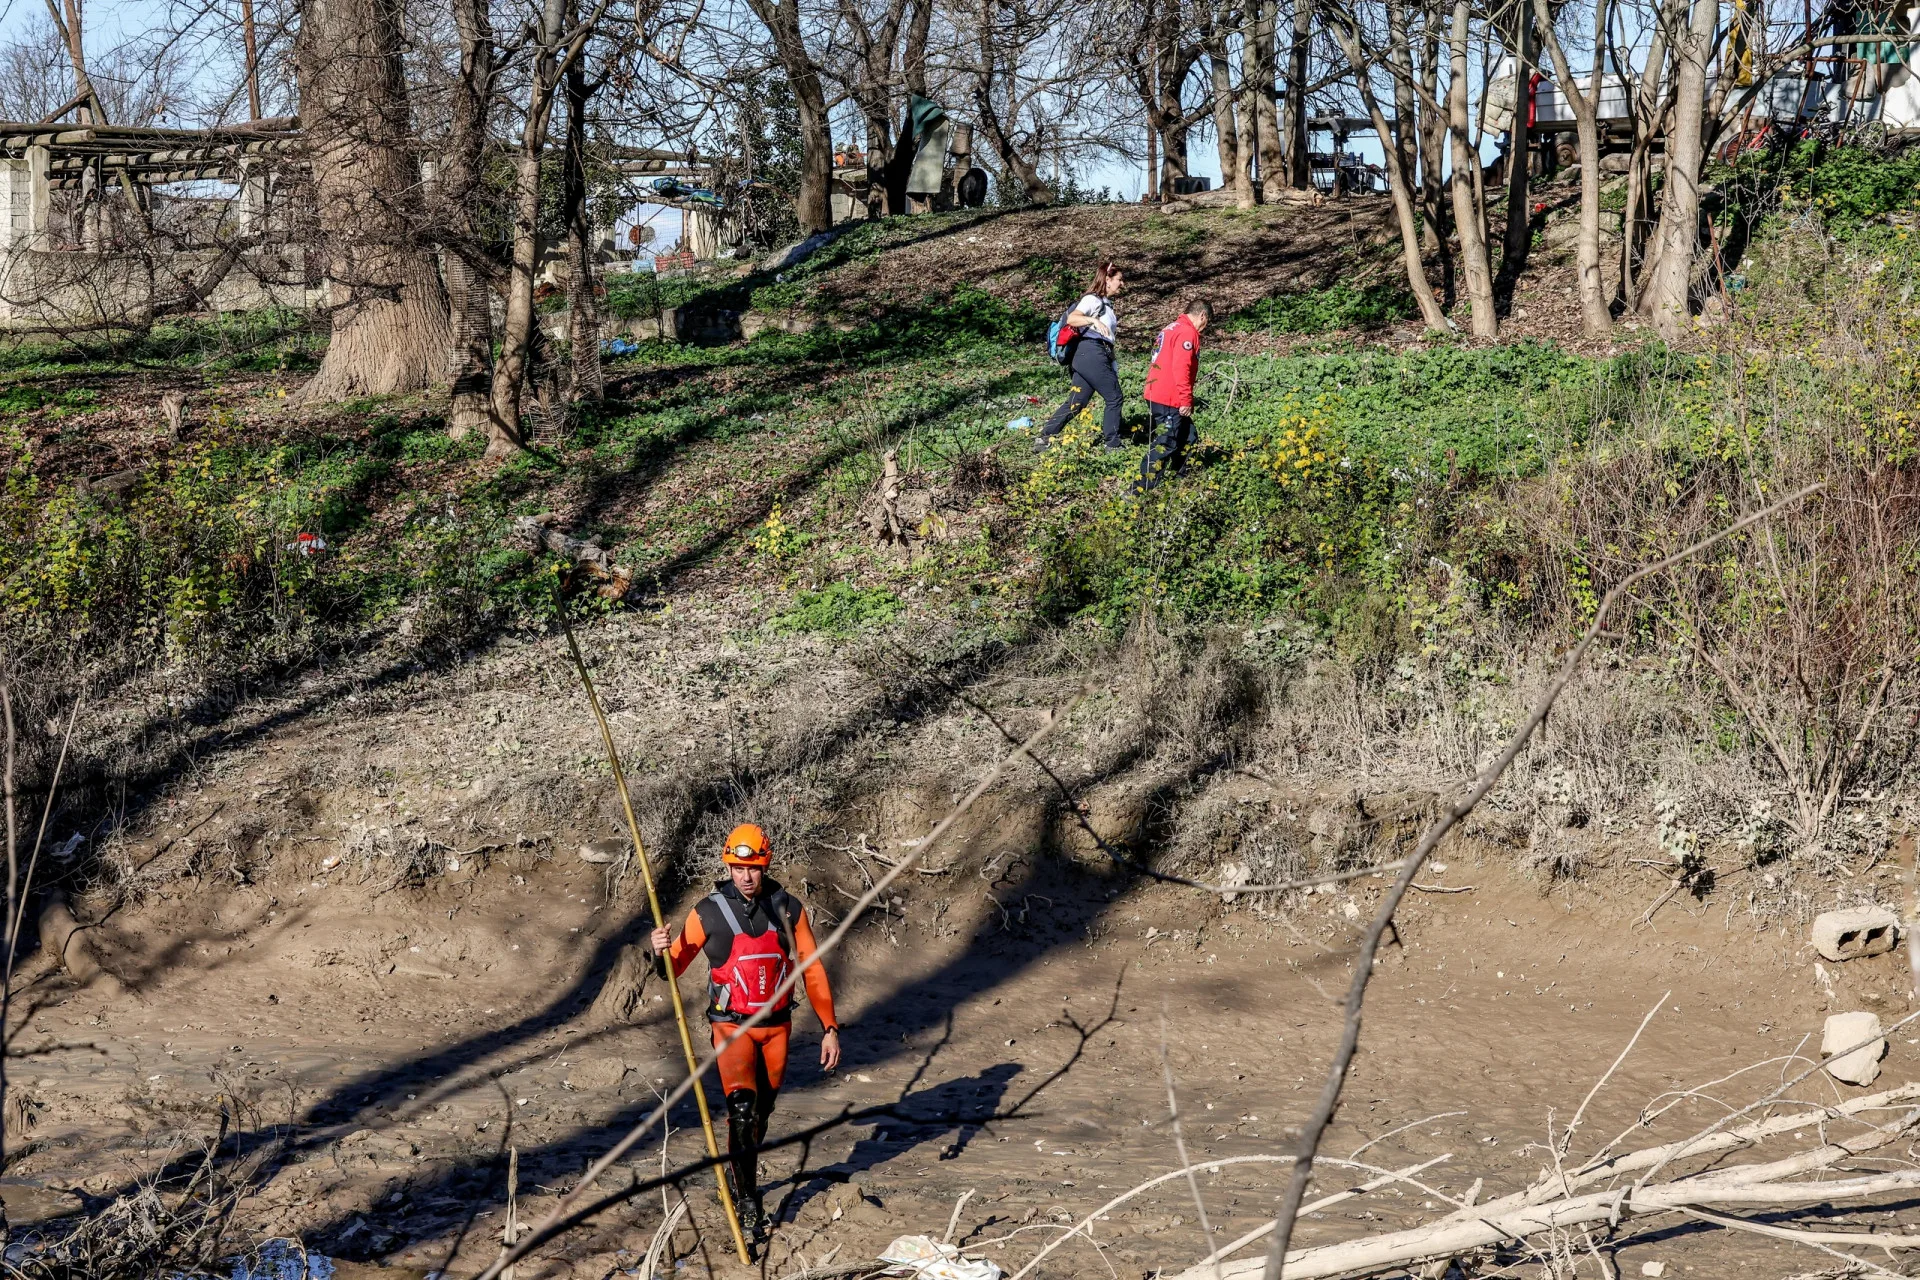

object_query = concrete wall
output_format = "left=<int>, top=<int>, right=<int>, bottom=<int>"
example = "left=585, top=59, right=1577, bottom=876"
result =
left=0, top=245, right=316, bottom=330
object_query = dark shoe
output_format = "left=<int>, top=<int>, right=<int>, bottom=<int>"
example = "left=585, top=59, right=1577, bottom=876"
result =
left=737, top=1194, right=766, bottom=1238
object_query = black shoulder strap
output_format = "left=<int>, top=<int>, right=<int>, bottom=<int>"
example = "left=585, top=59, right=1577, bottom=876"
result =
left=767, top=889, right=801, bottom=958
left=706, top=892, right=744, bottom=939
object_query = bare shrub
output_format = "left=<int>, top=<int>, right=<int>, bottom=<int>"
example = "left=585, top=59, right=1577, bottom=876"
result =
left=949, top=446, right=1009, bottom=504
left=1537, top=234, right=1920, bottom=853
left=16, top=1139, right=252, bottom=1280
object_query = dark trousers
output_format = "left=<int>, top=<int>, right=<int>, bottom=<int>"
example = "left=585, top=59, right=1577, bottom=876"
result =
left=1137, top=401, right=1195, bottom=491
left=1040, top=339, right=1124, bottom=447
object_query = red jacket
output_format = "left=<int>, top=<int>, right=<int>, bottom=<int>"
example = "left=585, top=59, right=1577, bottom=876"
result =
left=1144, top=314, right=1201, bottom=409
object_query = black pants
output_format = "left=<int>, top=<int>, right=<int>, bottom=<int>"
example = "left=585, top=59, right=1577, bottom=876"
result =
left=1040, top=339, right=1124, bottom=447
left=1137, top=401, right=1195, bottom=491
left=726, top=1085, right=776, bottom=1209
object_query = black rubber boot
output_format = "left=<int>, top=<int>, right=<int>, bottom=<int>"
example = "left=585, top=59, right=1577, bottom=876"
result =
left=726, top=1089, right=764, bottom=1236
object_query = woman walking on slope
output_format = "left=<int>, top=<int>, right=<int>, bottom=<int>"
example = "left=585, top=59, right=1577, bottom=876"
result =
left=1036, top=260, right=1128, bottom=451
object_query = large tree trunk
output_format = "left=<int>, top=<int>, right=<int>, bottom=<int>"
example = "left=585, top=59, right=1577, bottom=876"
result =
left=1251, top=0, right=1283, bottom=198
left=294, top=0, right=451, bottom=403
left=903, top=0, right=931, bottom=96
left=1569, top=92, right=1611, bottom=335
left=443, top=0, right=501, bottom=440
left=877, top=0, right=932, bottom=213
left=1532, top=0, right=1614, bottom=337
left=1283, top=0, right=1311, bottom=188
left=487, top=0, right=568, bottom=455
left=1388, top=1, right=1419, bottom=194
left=1156, top=46, right=1198, bottom=194
left=563, top=37, right=602, bottom=404
left=748, top=0, right=833, bottom=233
left=1146, top=117, right=1160, bottom=200
left=1495, top=8, right=1533, bottom=300
left=1621, top=0, right=1673, bottom=302
left=1207, top=28, right=1240, bottom=198
left=1641, top=0, right=1714, bottom=340
left=793, top=71, right=835, bottom=232
left=1332, top=10, right=1447, bottom=331
left=843, top=0, right=908, bottom=214
left=1233, top=11, right=1261, bottom=206
left=489, top=152, right=543, bottom=455
left=1446, top=0, right=1497, bottom=337
left=864, top=111, right=894, bottom=215
left=1417, top=0, right=1451, bottom=295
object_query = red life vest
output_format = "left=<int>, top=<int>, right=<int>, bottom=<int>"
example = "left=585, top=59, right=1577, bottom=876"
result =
left=705, top=892, right=795, bottom=1021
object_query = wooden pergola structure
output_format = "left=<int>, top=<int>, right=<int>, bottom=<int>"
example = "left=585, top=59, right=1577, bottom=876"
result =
left=0, top=117, right=302, bottom=247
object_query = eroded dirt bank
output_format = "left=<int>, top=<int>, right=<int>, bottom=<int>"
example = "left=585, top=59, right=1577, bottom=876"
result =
left=11, top=602, right=1914, bottom=1278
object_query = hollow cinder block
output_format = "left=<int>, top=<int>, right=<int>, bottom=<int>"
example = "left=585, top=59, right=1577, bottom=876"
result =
left=1811, top=906, right=1901, bottom=962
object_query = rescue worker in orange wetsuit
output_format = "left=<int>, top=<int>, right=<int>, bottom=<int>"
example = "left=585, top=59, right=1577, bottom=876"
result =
left=650, top=823, right=840, bottom=1237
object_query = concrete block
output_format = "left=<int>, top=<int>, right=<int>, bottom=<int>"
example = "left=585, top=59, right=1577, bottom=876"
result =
left=1822, top=1011, right=1887, bottom=1085
left=1812, top=905, right=1900, bottom=961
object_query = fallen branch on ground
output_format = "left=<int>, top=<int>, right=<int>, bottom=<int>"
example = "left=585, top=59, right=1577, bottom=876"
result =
left=1177, top=1094, right=1920, bottom=1280
left=514, top=514, right=632, bottom=599
left=1009, top=1154, right=1455, bottom=1280
left=1680, top=1205, right=1920, bottom=1256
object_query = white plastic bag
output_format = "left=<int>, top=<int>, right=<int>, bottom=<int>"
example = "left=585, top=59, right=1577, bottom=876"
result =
left=878, top=1234, right=1004, bottom=1280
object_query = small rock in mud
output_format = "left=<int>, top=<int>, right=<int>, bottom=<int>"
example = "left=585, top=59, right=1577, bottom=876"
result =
left=568, top=1057, right=627, bottom=1090
left=823, top=1178, right=877, bottom=1222
left=578, top=839, right=625, bottom=865
left=334, top=1129, right=418, bottom=1168
left=1822, top=1011, right=1887, bottom=1085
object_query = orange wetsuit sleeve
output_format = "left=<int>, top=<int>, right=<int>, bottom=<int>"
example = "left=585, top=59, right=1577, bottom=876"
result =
left=665, top=906, right=707, bottom=978
left=791, top=906, right=838, bottom=1030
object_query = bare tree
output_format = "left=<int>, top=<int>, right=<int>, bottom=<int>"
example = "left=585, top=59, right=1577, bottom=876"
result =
left=1202, top=2, right=1243, bottom=199
left=1492, top=0, right=1533, bottom=300
left=1532, top=0, right=1616, bottom=336
left=40, top=0, right=106, bottom=125
left=1280, top=0, right=1310, bottom=187
left=1638, top=0, right=1713, bottom=340
left=1249, top=0, right=1281, bottom=195
left=1327, top=0, right=1448, bottom=328
left=439, top=0, right=505, bottom=441
left=1415, top=0, right=1449, bottom=277
left=834, top=0, right=935, bottom=214
left=967, top=0, right=1070, bottom=203
left=1109, top=0, right=1211, bottom=197
left=294, top=0, right=453, bottom=402
left=1442, top=0, right=1496, bottom=334
left=563, top=21, right=604, bottom=404
left=488, top=0, right=615, bottom=452
left=1618, top=0, right=1678, bottom=304
left=743, top=0, right=835, bottom=231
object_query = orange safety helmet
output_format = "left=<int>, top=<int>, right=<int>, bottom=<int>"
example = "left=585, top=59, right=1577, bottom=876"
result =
left=722, top=823, right=772, bottom=868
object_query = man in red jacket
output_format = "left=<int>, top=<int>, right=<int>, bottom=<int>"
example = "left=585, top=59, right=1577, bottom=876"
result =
left=1138, top=298, right=1211, bottom=492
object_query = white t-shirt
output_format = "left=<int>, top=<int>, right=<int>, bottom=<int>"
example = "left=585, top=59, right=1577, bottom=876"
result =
left=1073, top=293, right=1118, bottom=343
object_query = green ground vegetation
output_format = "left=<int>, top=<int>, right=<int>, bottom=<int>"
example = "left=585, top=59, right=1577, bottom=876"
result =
left=6, top=162, right=1920, bottom=711
left=1224, top=281, right=1418, bottom=335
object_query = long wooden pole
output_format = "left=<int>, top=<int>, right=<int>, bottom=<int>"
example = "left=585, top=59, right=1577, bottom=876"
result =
left=558, top=609, right=753, bottom=1266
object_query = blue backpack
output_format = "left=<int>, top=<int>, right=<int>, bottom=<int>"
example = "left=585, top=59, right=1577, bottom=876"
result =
left=1046, top=307, right=1081, bottom=366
